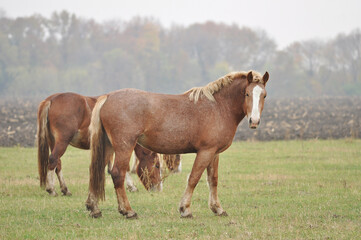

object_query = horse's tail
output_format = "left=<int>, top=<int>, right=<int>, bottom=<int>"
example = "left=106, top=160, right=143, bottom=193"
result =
left=89, top=95, right=108, bottom=201
left=37, top=100, right=51, bottom=187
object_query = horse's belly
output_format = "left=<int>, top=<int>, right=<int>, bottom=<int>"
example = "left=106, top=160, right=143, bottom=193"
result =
left=137, top=133, right=196, bottom=154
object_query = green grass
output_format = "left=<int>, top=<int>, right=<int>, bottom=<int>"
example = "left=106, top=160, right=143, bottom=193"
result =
left=0, top=139, right=361, bottom=239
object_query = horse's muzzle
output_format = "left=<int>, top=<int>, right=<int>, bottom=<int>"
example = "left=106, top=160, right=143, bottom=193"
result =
left=249, top=117, right=260, bottom=129
left=150, top=182, right=163, bottom=192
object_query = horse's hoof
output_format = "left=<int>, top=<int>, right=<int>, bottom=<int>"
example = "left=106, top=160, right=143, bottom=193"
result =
left=179, top=206, right=193, bottom=218
left=90, top=211, right=102, bottom=218
left=217, top=211, right=228, bottom=217
left=47, top=190, right=58, bottom=197
left=126, top=212, right=138, bottom=219
left=62, top=191, right=72, bottom=196
left=180, top=213, right=193, bottom=219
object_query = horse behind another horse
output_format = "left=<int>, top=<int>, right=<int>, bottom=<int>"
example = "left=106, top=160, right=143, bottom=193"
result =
left=37, top=93, right=162, bottom=196
left=131, top=153, right=182, bottom=175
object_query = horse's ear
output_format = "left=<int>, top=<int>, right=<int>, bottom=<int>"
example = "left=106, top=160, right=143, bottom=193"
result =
left=247, top=71, right=253, bottom=84
left=263, top=72, right=269, bottom=85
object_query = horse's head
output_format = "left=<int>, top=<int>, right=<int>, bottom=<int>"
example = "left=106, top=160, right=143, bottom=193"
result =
left=137, top=151, right=163, bottom=192
left=244, top=71, right=269, bottom=129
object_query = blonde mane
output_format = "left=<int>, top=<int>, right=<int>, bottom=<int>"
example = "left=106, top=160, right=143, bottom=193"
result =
left=186, top=70, right=263, bottom=103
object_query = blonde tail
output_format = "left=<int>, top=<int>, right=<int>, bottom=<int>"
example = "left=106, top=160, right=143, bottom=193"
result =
left=89, top=95, right=108, bottom=201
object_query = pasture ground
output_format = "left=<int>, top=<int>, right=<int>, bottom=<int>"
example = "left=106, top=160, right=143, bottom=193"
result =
left=0, top=140, right=360, bottom=239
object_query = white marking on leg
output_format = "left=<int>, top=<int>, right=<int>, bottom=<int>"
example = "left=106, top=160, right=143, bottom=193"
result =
left=57, top=169, right=66, bottom=189
left=177, top=161, right=182, bottom=173
left=46, top=169, right=57, bottom=196
left=57, top=169, right=71, bottom=195
left=108, top=158, right=114, bottom=172
left=179, top=185, right=194, bottom=217
left=130, top=152, right=138, bottom=174
left=46, top=169, right=55, bottom=189
left=125, top=171, right=138, bottom=192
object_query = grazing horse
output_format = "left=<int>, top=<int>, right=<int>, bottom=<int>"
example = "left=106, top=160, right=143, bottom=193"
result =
left=162, top=154, right=182, bottom=173
left=131, top=153, right=182, bottom=174
left=87, top=70, right=269, bottom=219
left=132, top=143, right=162, bottom=191
left=37, top=93, right=162, bottom=196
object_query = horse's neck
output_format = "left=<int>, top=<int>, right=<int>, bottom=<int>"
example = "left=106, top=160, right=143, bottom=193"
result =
left=214, top=79, right=247, bottom=124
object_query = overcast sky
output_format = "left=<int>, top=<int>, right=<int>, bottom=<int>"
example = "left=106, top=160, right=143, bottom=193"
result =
left=1, top=0, right=360, bottom=49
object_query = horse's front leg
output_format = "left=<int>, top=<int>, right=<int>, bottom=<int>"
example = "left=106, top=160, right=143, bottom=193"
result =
left=179, top=150, right=216, bottom=218
left=125, top=171, right=138, bottom=192
left=130, top=153, right=138, bottom=174
left=207, top=154, right=227, bottom=216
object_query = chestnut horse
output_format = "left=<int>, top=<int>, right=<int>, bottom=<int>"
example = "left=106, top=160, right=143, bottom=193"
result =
left=132, top=142, right=162, bottom=191
left=87, top=70, right=269, bottom=219
left=37, top=93, right=162, bottom=196
left=162, top=154, right=182, bottom=173
left=131, top=153, right=182, bottom=174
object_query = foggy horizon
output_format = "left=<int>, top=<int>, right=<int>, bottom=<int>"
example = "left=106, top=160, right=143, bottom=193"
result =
left=0, top=0, right=360, bottom=98
left=1, top=0, right=361, bottom=49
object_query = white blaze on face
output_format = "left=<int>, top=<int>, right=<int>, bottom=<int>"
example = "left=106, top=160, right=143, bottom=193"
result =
left=250, top=85, right=263, bottom=123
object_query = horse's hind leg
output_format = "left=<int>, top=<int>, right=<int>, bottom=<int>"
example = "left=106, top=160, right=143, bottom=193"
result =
left=55, top=159, right=72, bottom=196
left=86, top=141, right=114, bottom=217
left=45, top=139, right=57, bottom=196
left=46, top=140, right=69, bottom=196
left=46, top=168, right=57, bottom=196
left=110, top=149, right=137, bottom=219
left=207, top=154, right=227, bottom=216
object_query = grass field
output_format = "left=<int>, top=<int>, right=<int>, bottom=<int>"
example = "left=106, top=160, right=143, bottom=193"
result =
left=0, top=140, right=360, bottom=239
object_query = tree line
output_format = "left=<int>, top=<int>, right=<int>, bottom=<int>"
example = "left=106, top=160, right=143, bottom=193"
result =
left=0, top=10, right=360, bottom=98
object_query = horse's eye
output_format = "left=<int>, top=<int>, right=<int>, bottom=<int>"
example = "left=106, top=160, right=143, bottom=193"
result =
left=246, top=93, right=249, bottom=97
